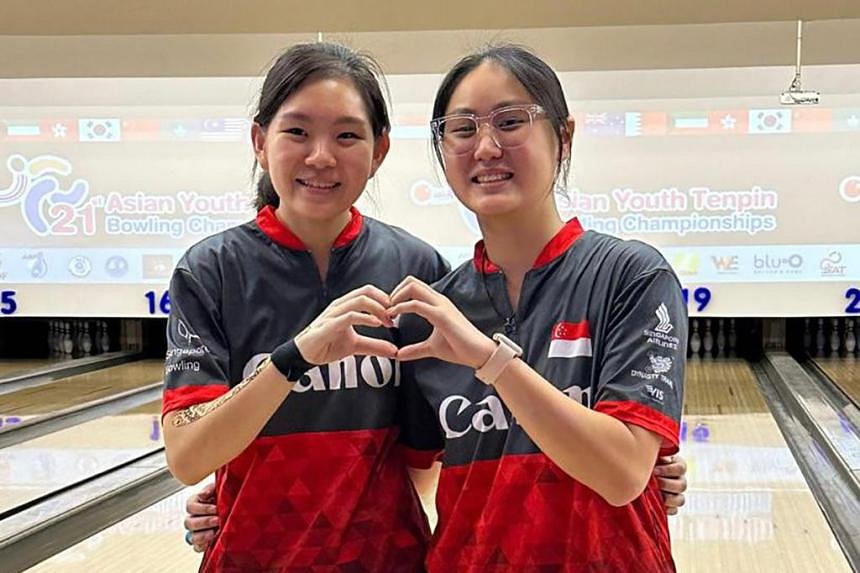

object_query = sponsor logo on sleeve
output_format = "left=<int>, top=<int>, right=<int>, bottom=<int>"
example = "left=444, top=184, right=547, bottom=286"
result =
left=644, top=304, right=680, bottom=350
left=631, top=353, right=675, bottom=389
left=654, top=303, right=674, bottom=334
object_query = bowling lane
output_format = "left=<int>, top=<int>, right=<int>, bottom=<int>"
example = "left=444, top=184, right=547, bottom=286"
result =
left=813, top=356, right=860, bottom=406
left=0, top=358, right=68, bottom=378
left=670, top=358, right=851, bottom=572
left=16, top=358, right=854, bottom=572
left=0, top=360, right=164, bottom=417
left=0, top=399, right=163, bottom=512
left=24, top=486, right=203, bottom=573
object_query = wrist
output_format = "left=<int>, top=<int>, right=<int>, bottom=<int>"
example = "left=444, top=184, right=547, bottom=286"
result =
left=474, top=333, right=523, bottom=385
left=270, top=339, right=316, bottom=381
left=470, top=337, right=497, bottom=370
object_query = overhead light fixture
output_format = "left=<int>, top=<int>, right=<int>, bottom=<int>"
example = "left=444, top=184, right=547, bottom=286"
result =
left=780, top=20, right=820, bottom=105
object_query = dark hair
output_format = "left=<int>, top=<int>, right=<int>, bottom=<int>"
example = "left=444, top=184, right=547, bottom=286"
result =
left=431, top=44, right=571, bottom=189
left=252, top=42, right=391, bottom=210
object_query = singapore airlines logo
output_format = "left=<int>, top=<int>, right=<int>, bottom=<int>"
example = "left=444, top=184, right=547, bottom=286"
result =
left=654, top=303, right=674, bottom=334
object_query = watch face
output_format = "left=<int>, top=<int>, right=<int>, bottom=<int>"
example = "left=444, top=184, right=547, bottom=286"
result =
left=493, top=333, right=523, bottom=356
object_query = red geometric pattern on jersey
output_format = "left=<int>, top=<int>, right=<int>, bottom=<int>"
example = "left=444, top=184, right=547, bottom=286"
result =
left=398, top=444, right=442, bottom=470
left=596, top=400, right=680, bottom=456
left=200, top=429, right=429, bottom=572
left=256, top=204, right=363, bottom=250
left=427, top=453, right=675, bottom=572
left=473, top=217, right=584, bottom=273
left=161, top=384, right=227, bottom=417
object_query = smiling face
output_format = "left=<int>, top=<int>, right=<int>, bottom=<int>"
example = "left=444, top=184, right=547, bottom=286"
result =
left=439, top=61, right=568, bottom=219
left=252, top=76, right=389, bottom=224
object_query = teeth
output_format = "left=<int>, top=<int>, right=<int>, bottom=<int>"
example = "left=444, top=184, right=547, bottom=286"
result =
left=475, top=173, right=512, bottom=183
left=299, top=179, right=338, bottom=189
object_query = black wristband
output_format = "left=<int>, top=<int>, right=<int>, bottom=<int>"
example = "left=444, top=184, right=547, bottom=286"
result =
left=270, top=339, right=316, bottom=381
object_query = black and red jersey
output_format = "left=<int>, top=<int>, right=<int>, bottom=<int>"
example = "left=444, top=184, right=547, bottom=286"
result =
left=399, top=218, right=687, bottom=572
left=163, top=205, right=449, bottom=572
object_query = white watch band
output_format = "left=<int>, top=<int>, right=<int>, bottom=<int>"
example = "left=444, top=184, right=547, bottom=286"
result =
left=475, top=333, right=523, bottom=385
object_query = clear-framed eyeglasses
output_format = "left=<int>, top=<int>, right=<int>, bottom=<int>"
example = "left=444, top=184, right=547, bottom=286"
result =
left=431, top=104, right=548, bottom=156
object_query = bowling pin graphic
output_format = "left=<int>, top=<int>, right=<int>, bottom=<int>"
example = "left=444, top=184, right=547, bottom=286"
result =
left=149, top=416, right=161, bottom=442
left=703, top=319, right=714, bottom=355
left=689, top=319, right=702, bottom=356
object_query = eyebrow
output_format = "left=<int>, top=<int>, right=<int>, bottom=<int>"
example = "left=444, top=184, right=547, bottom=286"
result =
left=445, top=100, right=532, bottom=116
left=275, top=111, right=367, bottom=126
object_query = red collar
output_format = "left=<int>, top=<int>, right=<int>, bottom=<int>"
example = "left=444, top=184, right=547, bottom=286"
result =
left=473, top=217, right=584, bottom=273
left=256, top=205, right=363, bottom=250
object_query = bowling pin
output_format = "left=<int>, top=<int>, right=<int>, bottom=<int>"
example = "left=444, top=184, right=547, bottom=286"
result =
left=816, top=318, right=825, bottom=355
left=830, top=318, right=842, bottom=356
left=846, top=319, right=857, bottom=354
left=716, top=318, right=727, bottom=357
left=100, top=321, right=110, bottom=353
left=802, top=318, right=812, bottom=352
left=689, top=319, right=702, bottom=356
left=81, top=322, right=92, bottom=356
left=703, top=319, right=714, bottom=355
left=728, top=318, right=737, bottom=356
left=62, top=322, right=74, bottom=356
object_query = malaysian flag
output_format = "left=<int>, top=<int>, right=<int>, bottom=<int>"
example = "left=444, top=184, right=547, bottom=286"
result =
left=200, top=118, right=251, bottom=142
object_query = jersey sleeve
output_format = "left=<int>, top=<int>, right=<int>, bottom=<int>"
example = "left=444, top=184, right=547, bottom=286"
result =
left=593, top=268, right=687, bottom=455
left=162, top=266, right=231, bottom=417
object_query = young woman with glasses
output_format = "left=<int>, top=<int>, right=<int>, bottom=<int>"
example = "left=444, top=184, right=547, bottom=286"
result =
left=388, top=45, right=688, bottom=571
left=178, top=43, right=689, bottom=571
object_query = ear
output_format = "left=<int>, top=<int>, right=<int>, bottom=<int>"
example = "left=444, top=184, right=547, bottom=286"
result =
left=369, top=130, right=391, bottom=178
left=560, top=115, right=575, bottom=161
left=251, top=123, right=269, bottom=171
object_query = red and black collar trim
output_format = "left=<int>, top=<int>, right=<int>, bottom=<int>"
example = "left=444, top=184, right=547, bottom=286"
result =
left=473, top=217, right=585, bottom=273
left=256, top=205, right=363, bottom=250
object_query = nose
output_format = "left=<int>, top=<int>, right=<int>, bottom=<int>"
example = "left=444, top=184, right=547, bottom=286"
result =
left=472, top=123, right=502, bottom=161
left=305, top=138, right=337, bottom=169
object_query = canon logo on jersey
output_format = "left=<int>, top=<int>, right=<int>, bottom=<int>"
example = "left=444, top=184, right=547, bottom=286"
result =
left=243, top=353, right=400, bottom=393
left=439, top=395, right=510, bottom=439
left=439, top=385, right=593, bottom=439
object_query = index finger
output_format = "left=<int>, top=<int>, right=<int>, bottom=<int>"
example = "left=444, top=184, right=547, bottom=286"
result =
left=390, top=276, right=436, bottom=305
left=335, top=284, right=391, bottom=309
